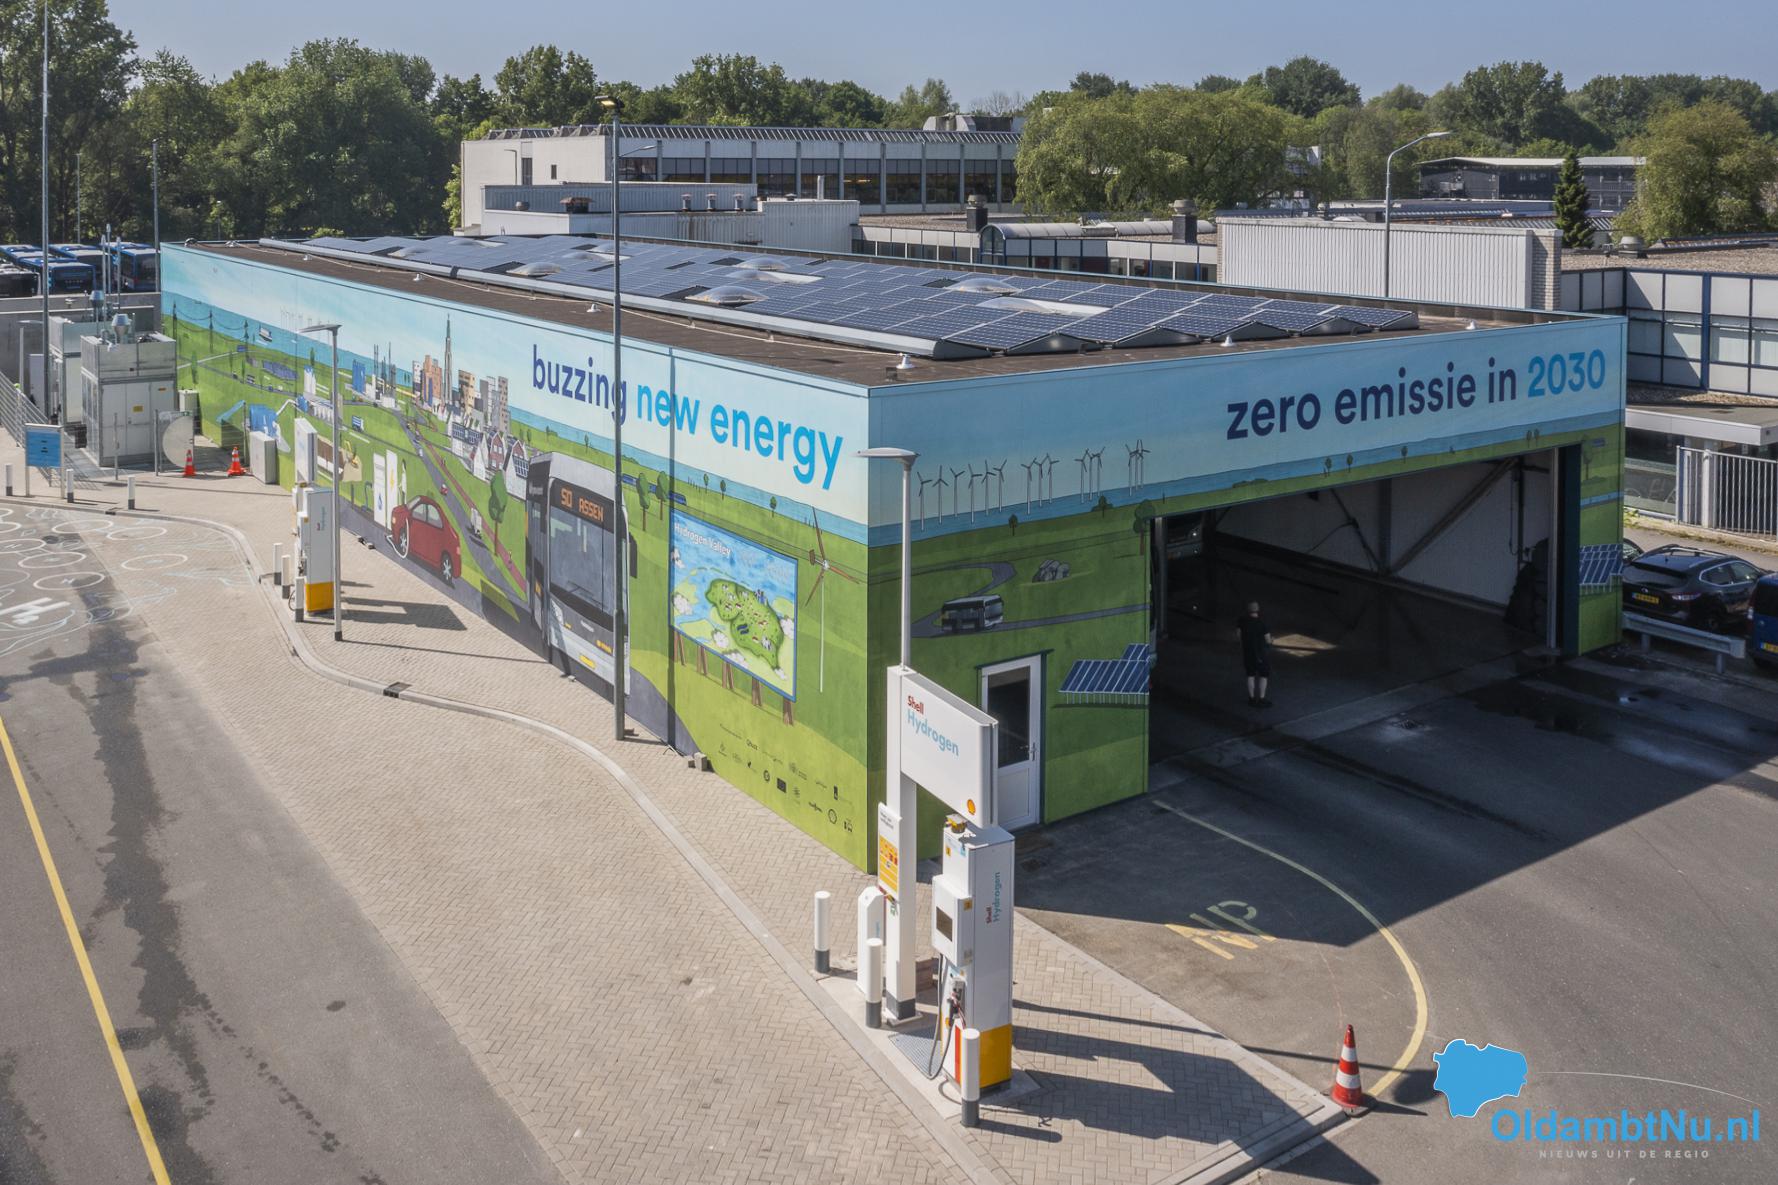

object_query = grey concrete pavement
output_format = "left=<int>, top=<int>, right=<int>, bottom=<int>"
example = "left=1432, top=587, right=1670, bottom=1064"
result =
left=0, top=510, right=563, bottom=1185
left=1, top=443, right=1351, bottom=1185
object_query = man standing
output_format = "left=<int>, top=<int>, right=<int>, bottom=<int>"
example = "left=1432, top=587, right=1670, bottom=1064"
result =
left=1236, top=601, right=1273, bottom=708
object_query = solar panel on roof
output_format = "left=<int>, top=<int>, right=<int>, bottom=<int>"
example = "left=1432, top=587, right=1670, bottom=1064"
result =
left=946, top=313, right=1081, bottom=351
left=1157, top=311, right=1255, bottom=339
left=895, top=307, right=1014, bottom=338
left=1251, top=308, right=1336, bottom=333
left=1327, top=305, right=1418, bottom=329
left=1067, top=307, right=1180, bottom=343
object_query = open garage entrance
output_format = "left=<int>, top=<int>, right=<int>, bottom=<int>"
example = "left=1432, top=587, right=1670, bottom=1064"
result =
left=1149, top=447, right=1580, bottom=764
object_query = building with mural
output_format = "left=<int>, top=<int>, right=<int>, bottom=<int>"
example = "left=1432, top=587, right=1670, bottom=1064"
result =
left=162, top=236, right=1626, bottom=869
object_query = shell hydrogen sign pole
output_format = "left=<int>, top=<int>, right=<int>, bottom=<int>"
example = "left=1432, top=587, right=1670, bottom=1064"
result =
left=862, top=444, right=1016, bottom=1090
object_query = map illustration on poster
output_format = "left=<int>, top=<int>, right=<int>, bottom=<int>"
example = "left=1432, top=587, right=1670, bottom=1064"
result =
left=671, top=512, right=798, bottom=699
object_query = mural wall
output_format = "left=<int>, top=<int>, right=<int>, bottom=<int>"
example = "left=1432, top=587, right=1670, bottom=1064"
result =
left=163, top=247, right=878, bottom=866
left=166, top=246, right=1626, bottom=871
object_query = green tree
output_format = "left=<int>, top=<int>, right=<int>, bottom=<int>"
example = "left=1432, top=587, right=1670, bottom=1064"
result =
left=1194, top=74, right=1240, bottom=94
left=1618, top=100, right=1778, bottom=240
left=492, top=45, right=601, bottom=127
left=799, top=78, right=886, bottom=127
left=1435, top=61, right=1567, bottom=149
left=432, top=73, right=495, bottom=143
left=84, top=49, right=227, bottom=241
left=886, top=78, right=953, bottom=127
left=1552, top=153, right=1592, bottom=248
left=210, top=40, right=444, bottom=237
left=672, top=54, right=806, bottom=126
left=1371, top=84, right=1427, bottom=111
left=0, top=0, right=137, bottom=243
left=1070, top=71, right=1134, bottom=100
left=1250, top=56, right=1359, bottom=118
left=486, top=459, right=509, bottom=529
left=1016, top=87, right=1293, bottom=216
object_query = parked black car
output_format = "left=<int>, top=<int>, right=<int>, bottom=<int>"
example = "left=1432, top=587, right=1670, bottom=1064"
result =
left=1621, top=545, right=1765, bottom=632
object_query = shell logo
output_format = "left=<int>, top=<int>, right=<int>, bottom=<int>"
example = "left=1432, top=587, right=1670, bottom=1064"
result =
left=966, top=797, right=976, bottom=816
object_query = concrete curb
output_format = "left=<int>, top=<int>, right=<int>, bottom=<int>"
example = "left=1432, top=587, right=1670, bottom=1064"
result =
left=46, top=499, right=1003, bottom=1185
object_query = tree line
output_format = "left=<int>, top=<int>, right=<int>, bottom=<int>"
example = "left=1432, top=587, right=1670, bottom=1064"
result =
left=1018, top=61, right=1778, bottom=240
left=0, top=0, right=1772, bottom=247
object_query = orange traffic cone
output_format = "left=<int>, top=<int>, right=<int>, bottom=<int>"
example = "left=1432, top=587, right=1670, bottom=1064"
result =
left=227, top=446, right=246, bottom=477
left=182, top=448, right=196, bottom=478
left=1330, top=1024, right=1366, bottom=1112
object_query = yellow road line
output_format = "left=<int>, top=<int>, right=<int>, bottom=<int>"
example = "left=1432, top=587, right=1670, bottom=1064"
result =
left=0, top=718, right=172, bottom=1185
left=1165, top=922, right=1236, bottom=958
left=1152, top=799, right=1429, bottom=1100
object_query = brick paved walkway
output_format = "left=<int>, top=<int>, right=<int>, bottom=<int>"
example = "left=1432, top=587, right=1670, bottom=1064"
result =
left=1, top=444, right=1339, bottom=1185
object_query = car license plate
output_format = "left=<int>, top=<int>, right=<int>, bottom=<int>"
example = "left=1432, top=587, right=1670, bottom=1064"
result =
left=1763, top=641, right=1778, bottom=654
left=1632, top=592, right=1660, bottom=605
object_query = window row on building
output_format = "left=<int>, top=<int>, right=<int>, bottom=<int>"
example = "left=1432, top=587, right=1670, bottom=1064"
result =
left=612, top=153, right=1017, bottom=205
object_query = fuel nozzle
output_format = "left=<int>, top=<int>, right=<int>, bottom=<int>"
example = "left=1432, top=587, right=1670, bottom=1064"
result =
left=945, top=974, right=966, bottom=1028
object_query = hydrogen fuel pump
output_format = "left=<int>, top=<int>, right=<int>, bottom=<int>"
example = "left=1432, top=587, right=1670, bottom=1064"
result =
left=930, top=815, right=1016, bottom=1090
left=290, top=420, right=334, bottom=618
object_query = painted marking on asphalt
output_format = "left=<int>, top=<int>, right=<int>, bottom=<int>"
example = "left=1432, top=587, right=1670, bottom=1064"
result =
left=1166, top=922, right=1237, bottom=958
left=0, top=718, right=173, bottom=1185
left=1167, top=899, right=1278, bottom=960
left=1152, top=799, right=1429, bottom=1101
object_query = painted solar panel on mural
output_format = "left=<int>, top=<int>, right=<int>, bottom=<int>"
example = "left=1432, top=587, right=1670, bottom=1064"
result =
left=1058, top=655, right=1152, bottom=697
left=1577, top=543, right=1625, bottom=589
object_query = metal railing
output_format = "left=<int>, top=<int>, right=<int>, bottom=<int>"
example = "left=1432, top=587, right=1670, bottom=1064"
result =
left=1675, top=447, right=1778, bottom=540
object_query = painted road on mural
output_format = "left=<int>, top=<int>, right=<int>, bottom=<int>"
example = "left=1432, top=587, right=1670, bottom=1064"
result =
left=0, top=505, right=561, bottom=1185
left=910, top=560, right=1147, bottom=638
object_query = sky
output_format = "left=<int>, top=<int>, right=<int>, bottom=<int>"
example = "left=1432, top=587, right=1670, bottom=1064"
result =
left=108, top=0, right=1778, bottom=102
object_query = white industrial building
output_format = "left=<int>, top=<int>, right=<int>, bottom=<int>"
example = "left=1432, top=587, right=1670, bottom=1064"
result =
left=459, top=122, right=1023, bottom=229
left=472, top=182, right=860, bottom=254
left=1218, top=216, right=1563, bottom=310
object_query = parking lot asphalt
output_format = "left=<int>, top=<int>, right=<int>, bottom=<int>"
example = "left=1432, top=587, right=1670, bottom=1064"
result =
left=1024, top=641, right=1778, bottom=1184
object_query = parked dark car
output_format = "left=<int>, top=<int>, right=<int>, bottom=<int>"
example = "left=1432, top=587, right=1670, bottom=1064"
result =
left=1621, top=545, right=1764, bottom=633
left=1750, top=574, right=1778, bottom=669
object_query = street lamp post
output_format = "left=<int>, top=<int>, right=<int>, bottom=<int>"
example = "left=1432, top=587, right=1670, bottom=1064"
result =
left=300, top=323, right=344, bottom=641
left=1382, top=130, right=1452, bottom=300
left=857, top=445, right=919, bottom=1021
left=597, top=92, right=630, bottom=742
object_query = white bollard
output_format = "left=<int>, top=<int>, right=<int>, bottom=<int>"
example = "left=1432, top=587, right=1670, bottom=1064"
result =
left=813, top=891, right=832, bottom=974
left=126, top=475, right=135, bottom=510
left=960, top=1027, right=982, bottom=1127
left=855, top=886, right=885, bottom=999
left=862, top=938, right=884, bottom=1030
left=4, top=463, right=11, bottom=497
left=272, top=543, right=284, bottom=589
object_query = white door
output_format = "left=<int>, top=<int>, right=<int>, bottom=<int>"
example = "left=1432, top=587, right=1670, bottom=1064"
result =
left=981, top=656, right=1042, bottom=830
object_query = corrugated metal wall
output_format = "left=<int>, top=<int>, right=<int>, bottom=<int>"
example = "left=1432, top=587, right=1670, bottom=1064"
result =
left=1220, top=217, right=1557, bottom=309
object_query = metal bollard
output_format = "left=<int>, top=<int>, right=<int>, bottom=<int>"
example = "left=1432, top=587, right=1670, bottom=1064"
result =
left=127, top=475, right=135, bottom=510
left=272, top=543, right=284, bottom=588
left=813, top=891, right=832, bottom=974
left=960, top=1027, right=982, bottom=1127
left=862, top=938, right=884, bottom=1030
left=4, top=463, right=10, bottom=497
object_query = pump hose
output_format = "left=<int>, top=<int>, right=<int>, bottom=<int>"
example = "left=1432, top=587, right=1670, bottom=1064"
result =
left=922, top=957, right=955, bottom=1081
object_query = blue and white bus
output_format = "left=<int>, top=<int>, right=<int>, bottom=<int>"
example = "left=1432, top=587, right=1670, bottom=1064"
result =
left=526, top=451, right=636, bottom=689
left=0, top=245, right=92, bottom=294
left=110, top=242, right=158, bottom=291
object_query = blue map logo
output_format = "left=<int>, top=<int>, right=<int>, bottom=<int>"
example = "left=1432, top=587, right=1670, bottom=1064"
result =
left=1433, top=1039, right=1530, bottom=1118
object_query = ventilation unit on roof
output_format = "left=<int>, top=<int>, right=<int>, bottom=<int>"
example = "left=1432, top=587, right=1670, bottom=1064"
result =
left=684, top=285, right=766, bottom=307
left=951, top=276, right=1022, bottom=295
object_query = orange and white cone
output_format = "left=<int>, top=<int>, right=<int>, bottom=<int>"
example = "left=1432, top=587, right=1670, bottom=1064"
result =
left=226, top=445, right=245, bottom=477
left=182, top=448, right=196, bottom=478
left=1330, top=1024, right=1366, bottom=1112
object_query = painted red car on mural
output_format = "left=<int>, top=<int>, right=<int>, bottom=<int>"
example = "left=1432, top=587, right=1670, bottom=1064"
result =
left=392, top=495, right=462, bottom=585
